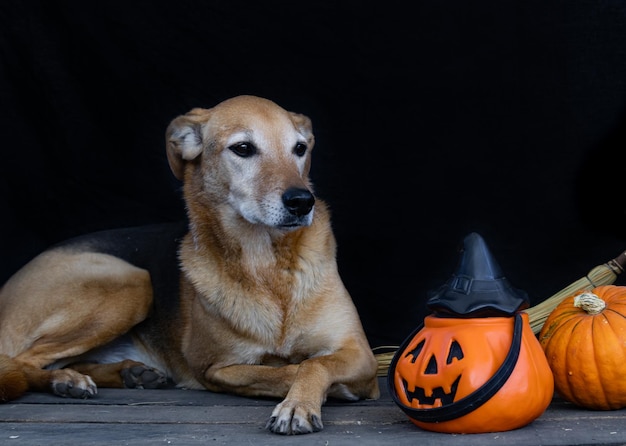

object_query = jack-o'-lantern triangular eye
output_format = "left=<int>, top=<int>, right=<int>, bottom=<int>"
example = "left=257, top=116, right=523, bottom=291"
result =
left=446, top=340, right=463, bottom=364
left=406, top=340, right=425, bottom=364
left=424, top=355, right=437, bottom=374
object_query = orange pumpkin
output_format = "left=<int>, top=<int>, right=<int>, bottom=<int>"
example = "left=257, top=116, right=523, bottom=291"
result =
left=388, top=232, right=554, bottom=434
left=539, top=285, right=626, bottom=410
left=390, top=312, right=554, bottom=433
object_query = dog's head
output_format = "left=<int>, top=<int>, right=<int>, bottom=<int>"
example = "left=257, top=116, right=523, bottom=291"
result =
left=166, top=95, right=316, bottom=230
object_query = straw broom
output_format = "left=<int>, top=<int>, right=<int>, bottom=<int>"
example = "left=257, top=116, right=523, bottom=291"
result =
left=373, top=248, right=626, bottom=377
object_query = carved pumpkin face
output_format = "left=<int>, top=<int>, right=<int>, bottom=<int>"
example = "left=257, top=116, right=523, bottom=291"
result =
left=389, top=312, right=554, bottom=434
left=394, top=316, right=509, bottom=410
left=401, top=336, right=464, bottom=407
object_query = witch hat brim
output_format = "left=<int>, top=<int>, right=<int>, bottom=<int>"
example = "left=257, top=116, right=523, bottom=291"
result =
left=427, top=232, right=530, bottom=317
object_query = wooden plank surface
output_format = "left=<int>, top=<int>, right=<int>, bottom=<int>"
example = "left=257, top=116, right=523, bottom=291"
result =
left=1, top=378, right=625, bottom=445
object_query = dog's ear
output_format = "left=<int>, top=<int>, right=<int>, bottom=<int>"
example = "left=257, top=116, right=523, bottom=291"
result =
left=290, top=112, right=315, bottom=147
left=166, top=108, right=209, bottom=180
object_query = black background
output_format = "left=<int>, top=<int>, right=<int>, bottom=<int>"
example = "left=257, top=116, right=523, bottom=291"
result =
left=1, top=1, right=625, bottom=348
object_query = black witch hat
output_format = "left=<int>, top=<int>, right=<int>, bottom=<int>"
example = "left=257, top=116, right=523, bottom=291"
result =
left=427, top=232, right=529, bottom=317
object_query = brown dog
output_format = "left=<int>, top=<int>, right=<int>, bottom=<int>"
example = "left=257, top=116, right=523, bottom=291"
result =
left=0, top=95, right=380, bottom=434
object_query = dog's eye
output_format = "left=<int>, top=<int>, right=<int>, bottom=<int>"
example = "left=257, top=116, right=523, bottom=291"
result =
left=228, top=142, right=257, bottom=158
left=294, top=143, right=307, bottom=157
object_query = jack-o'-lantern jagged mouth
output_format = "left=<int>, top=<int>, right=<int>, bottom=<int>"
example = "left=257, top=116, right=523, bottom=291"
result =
left=402, top=375, right=461, bottom=407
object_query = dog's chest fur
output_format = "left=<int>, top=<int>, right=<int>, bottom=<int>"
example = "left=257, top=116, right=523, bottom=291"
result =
left=179, top=213, right=334, bottom=355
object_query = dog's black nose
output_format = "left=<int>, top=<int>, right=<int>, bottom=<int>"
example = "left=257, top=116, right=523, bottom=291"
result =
left=282, top=188, right=315, bottom=217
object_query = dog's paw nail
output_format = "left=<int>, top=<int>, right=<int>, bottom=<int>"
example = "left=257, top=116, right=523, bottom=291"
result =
left=311, top=414, right=323, bottom=432
left=87, top=385, right=98, bottom=397
left=265, top=416, right=277, bottom=430
left=276, top=419, right=293, bottom=435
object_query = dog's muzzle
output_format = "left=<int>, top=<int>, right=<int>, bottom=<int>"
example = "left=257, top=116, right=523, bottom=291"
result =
left=282, top=187, right=315, bottom=217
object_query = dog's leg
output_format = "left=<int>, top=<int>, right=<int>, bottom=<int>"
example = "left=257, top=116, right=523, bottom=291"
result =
left=0, top=249, right=155, bottom=398
left=19, top=360, right=98, bottom=398
left=206, top=341, right=379, bottom=435
left=0, top=354, right=28, bottom=401
left=68, top=359, right=167, bottom=389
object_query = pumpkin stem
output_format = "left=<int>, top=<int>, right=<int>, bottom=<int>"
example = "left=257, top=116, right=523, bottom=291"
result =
left=573, top=292, right=606, bottom=315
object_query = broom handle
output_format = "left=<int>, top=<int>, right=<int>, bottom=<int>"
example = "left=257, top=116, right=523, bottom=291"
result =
left=605, top=250, right=626, bottom=276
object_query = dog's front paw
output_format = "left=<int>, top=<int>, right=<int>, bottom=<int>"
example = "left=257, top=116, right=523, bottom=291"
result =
left=120, top=363, right=168, bottom=389
left=50, top=369, right=97, bottom=399
left=265, top=399, right=324, bottom=435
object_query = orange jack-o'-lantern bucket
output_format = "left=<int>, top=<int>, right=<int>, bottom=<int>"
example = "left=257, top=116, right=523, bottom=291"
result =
left=387, top=233, right=554, bottom=434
